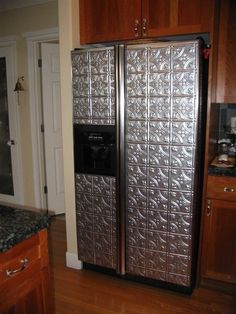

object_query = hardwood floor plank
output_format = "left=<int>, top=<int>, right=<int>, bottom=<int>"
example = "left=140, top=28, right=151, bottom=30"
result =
left=48, top=216, right=236, bottom=314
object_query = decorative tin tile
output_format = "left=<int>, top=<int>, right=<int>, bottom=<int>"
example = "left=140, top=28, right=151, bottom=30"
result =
left=168, top=234, right=191, bottom=256
left=148, top=167, right=169, bottom=190
left=127, top=227, right=147, bottom=248
left=127, top=98, right=148, bottom=120
left=72, top=51, right=89, bottom=75
left=172, top=97, right=196, bottom=121
left=126, top=247, right=146, bottom=267
left=127, top=120, right=148, bottom=143
left=167, top=274, right=190, bottom=286
left=148, top=189, right=168, bottom=211
left=126, top=48, right=148, bottom=73
left=146, top=251, right=167, bottom=271
left=147, top=231, right=167, bottom=252
left=172, top=71, right=195, bottom=96
left=149, top=145, right=170, bottom=167
left=127, top=143, right=148, bottom=165
left=128, top=187, right=147, bottom=208
left=171, top=122, right=195, bottom=145
left=170, top=146, right=194, bottom=168
left=170, top=169, right=193, bottom=191
left=172, top=44, right=196, bottom=71
left=149, top=47, right=170, bottom=72
left=149, top=121, right=170, bottom=144
left=169, top=213, right=192, bottom=235
left=127, top=74, right=147, bottom=97
left=147, top=210, right=168, bottom=232
left=148, top=72, right=170, bottom=96
left=170, top=191, right=193, bottom=214
left=127, top=207, right=147, bottom=229
left=149, top=97, right=170, bottom=120
left=127, top=165, right=147, bottom=187
left=73, top=75, right=89, bottom=98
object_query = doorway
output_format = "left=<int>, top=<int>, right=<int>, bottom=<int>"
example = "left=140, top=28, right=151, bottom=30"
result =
left=26, top=28, right=65, bottom=215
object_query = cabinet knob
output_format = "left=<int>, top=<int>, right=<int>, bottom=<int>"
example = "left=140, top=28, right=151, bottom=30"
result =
left=142, top=18, right=147, bottom=37
left=224, top=187, right=235, bottom=192
left=134, top=20, right=139, bottom=38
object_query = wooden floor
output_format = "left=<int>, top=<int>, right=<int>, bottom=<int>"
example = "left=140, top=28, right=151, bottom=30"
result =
left=48, top=216, right=236, bottom=314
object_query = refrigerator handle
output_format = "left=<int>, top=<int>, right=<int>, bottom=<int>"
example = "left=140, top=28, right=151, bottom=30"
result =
left=115, top=45, right=126, bottom=275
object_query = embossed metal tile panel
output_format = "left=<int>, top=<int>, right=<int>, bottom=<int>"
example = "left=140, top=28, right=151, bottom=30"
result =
left=72, top=48, right=115, bottom=125
left=125, top=42, right=200, bottom=287
left=75, top=174, right=117, bottom=269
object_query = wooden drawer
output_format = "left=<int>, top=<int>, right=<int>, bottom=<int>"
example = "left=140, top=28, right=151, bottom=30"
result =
left=207, top=175, right=236, bottom=201
left=0, top=230, right=47, bottom=289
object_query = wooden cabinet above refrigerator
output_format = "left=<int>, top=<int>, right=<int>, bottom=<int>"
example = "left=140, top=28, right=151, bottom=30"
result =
left=79, top=0, right=216, bottom=44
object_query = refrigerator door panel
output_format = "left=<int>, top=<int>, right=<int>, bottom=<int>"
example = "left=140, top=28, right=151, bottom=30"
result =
left=72, top=47, right=117, bottom=270
left=124, top=41, right=201, bottom=287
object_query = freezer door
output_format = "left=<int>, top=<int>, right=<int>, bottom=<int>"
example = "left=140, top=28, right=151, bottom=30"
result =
left=72, top=47, right=117, bottom=270
left=124, top=41, right=202, bottom=287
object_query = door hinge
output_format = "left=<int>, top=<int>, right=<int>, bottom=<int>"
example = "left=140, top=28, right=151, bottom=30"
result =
left=44, top=185, right=48, bottom=194
left=38, top=58, right=42, bottom=68
left=41, top=124, right=45, bottom=133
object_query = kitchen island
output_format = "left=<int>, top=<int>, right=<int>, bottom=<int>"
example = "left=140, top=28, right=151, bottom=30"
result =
left=0, top=205, right=52, bottom=314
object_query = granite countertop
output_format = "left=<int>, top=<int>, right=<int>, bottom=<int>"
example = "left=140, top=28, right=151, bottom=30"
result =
left=208, top=165, right=236, bottom=177
left=0, top=206, right=50, bottom=253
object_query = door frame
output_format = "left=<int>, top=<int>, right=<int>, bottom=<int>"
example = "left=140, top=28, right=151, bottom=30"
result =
left=0, top=36, right=24, bottom=205
left=24, top=28, right=59, bottom=209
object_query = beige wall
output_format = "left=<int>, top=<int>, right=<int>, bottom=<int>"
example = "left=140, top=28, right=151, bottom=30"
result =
left=58, top=0, right=79, bottom=256
left=0, top=0, right=79, bottom=257
left=0, top=1, right=58, bottom=206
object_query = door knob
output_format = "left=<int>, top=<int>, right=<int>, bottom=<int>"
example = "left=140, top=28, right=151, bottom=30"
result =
left=7, top=139, right=15, bottom=146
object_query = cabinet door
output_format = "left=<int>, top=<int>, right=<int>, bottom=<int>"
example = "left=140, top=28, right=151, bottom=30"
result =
left=142, top=0, right=215, bottom=37
left=202, top=199, right=236, bottom=284
left=1, top=268, right=51, bottom=314
left=216, top=0, right=236, bottom=103
left=79, top=0, right=142, bottom=44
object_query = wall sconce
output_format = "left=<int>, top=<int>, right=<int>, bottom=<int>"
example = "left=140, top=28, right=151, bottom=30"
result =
left=14, top=76, right=24, bottom=93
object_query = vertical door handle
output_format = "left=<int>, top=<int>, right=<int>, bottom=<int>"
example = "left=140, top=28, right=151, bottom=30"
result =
left=134, top=19, right=140, bottom=38
left=142, top=18, right=147, bottom=37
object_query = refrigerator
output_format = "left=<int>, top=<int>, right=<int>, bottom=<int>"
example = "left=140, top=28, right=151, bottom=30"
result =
left=72, top=40, right=205, bottom=292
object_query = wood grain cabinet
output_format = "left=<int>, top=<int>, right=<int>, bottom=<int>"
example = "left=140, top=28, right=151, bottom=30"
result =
left=79, top=0, right=215, bottom=44
left=215, top=0, right=236, bottom=103
left=201, top=175, right=236, bottom=285
left=0, top=229, right=52, bottom=314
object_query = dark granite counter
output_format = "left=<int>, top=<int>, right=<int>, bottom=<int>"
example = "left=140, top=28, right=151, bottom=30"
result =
left=0, top=206, right=50, bottom=253
left=208, top=165, right=236, bottom=177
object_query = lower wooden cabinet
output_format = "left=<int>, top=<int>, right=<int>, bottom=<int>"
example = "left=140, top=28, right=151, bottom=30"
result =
left=0, top=229, right=52, bottom=314
left=201, top=176, right=236, bottom=285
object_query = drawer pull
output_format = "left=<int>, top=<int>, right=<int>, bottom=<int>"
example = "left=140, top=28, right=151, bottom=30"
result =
left=224, top=187, right=235, bottom=192
left=6, top=258, right=29, bottom=277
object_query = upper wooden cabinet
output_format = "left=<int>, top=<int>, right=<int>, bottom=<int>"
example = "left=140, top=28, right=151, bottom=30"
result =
left=79, top=0, right=216, bottom=44
left=216, top=0, right=236, bottom=103
left=142, top=0, right=215, bottom=38
left=79, top=0, right=142, bottom=44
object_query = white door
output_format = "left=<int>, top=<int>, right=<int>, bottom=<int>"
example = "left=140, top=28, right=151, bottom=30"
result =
left=41, top=43, right=65, bottom=215
left=0, top=45, right=23, bottom=205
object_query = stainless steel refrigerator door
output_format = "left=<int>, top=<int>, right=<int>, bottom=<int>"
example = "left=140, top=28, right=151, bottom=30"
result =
left=124, top=41, right=201, bottom=287
left=72, top=47, right=117, bottom=269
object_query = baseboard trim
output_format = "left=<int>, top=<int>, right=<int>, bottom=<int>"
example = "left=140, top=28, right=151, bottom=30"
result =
left=66, top=252, right=83, bottom=270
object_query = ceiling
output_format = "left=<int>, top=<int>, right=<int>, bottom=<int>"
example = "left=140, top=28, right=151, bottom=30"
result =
left=0, top=0, right=56, bottom=12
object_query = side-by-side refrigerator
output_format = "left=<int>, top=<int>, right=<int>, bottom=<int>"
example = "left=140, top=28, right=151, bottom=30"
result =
left=72, top=40, right=205, bottom=292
